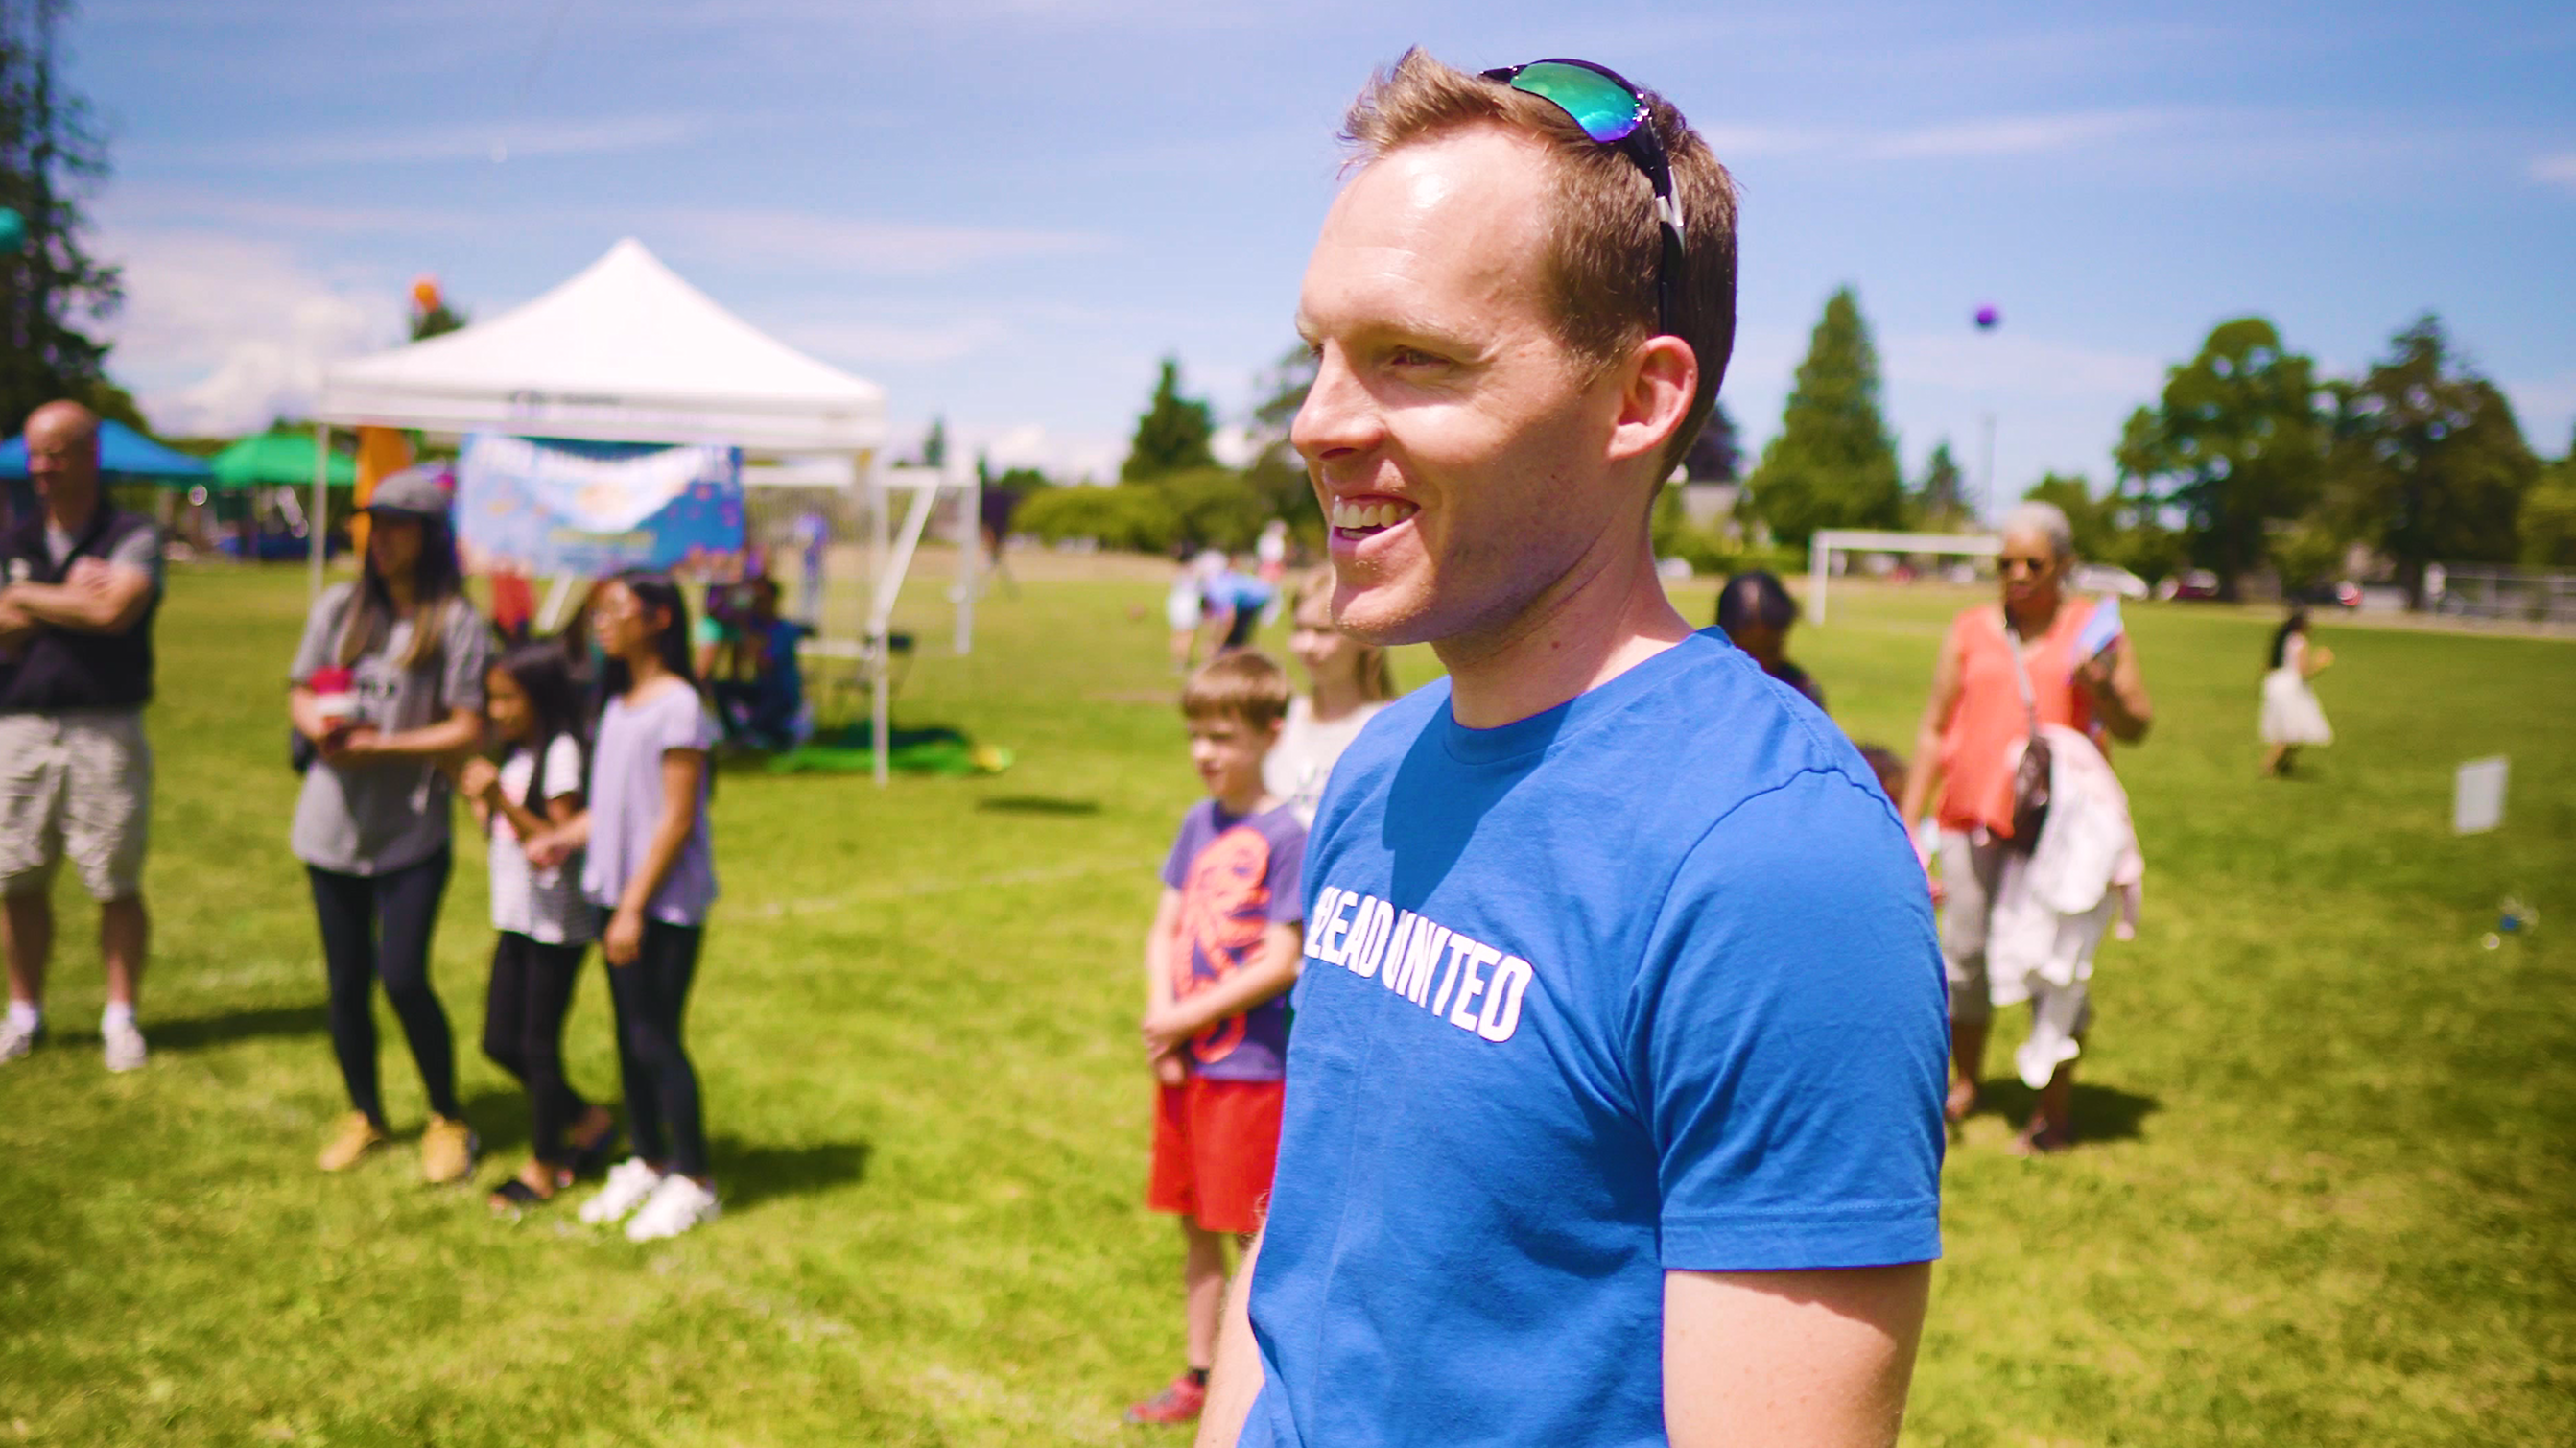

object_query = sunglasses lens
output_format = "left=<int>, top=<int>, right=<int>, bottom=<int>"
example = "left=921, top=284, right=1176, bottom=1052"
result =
left=1507, top=60, right=1642, bottom=143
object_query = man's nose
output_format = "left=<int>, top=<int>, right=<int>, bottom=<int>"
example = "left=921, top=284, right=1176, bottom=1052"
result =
left=1291, top=348, right=1377, bottom=465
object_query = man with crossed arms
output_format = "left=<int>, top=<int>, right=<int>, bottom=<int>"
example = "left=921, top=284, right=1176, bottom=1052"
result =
left=1197, top=52, right=1945, bottom=1447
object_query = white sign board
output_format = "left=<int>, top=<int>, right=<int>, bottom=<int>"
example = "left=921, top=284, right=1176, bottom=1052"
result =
left=2453, top=756, right=2509, bottom=835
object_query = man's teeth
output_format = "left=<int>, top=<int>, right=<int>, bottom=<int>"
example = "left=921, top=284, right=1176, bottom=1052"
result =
left=1330, top=499, right=1418, bottom=530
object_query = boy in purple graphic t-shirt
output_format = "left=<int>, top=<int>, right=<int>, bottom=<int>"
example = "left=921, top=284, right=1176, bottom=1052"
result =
left=1125, top=651, right=1308, bottom=1428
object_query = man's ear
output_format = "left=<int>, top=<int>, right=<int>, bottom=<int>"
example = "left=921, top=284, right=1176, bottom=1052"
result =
left=1607, top=336, right=1698, bottom=469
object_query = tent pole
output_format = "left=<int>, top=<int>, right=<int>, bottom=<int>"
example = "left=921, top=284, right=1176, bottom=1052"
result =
left=956, top=462, right=979, bottom=655
left=309, top=423, right=331, bottom=602
left=870, top=459, right=890, bottom=787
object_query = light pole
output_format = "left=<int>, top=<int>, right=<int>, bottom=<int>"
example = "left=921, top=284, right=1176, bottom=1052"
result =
left=1973, top=304, right=2001, bottom=524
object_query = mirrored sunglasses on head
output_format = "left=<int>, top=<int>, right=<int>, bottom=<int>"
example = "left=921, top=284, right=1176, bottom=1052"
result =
left=1480, top=58, right=1686, bottom=337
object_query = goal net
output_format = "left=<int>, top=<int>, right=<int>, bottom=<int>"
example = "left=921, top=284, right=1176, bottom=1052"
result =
left=1807, top=529, right=2000, bottom=625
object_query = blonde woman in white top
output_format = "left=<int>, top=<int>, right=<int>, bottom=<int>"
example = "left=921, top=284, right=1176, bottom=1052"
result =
left=1264, top=568, right=1399, bottom=827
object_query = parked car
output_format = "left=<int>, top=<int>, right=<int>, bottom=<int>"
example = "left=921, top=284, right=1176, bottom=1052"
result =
left=2157, top=568, right=2222, bottom=602
left=2070, top=562, right=2150, bottom=600
left=2290, top=580, right=2363, bottom=609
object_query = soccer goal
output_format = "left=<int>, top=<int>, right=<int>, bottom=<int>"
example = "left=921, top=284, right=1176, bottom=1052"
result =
left=1807, top=529, right=2000, bottom=625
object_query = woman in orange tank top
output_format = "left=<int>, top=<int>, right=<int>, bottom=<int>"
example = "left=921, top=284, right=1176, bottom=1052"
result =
left=1896, top=503, right=2154, bottom=1153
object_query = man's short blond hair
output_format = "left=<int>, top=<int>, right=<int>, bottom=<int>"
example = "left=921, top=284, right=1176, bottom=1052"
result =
left=1342, top=50, right=1738, bottom=475
left=1182, top=650, right=1292, bottom=732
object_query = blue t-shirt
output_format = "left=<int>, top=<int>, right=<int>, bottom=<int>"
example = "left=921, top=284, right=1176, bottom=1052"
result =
left=1159, top=800, right=1307, bottom=1081
left=1241, top=630, right=1946, bottom=1448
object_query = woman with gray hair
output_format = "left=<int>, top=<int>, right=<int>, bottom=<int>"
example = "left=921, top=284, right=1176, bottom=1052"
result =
left=1896, top=501, right=2154, bottom=1153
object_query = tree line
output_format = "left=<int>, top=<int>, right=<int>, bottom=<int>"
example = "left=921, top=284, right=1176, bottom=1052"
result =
left=1737, top=287, right=2576, bottom=603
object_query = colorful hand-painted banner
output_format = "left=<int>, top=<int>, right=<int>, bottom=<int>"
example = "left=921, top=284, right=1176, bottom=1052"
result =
left=456, top=433, right=745, bottom=580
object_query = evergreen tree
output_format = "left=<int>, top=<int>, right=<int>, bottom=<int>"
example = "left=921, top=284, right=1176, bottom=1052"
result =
left=1241, top=342, right=1320, bottom=529
left=1123, top=355, right=1217, bottom=481
left=1915, top=440, right=1968, bottom=528
left=1744, top=288, right=1903, bottom=546
left=1, top=0, right=123, bottom=437
left=2115, top=318, right=2324, bottom=601
left=1682, top=401, right=1740, bottom=482
left=918, top=415, right=948, bottom=470
left=409, top=300, right=468, bottom=342
left=2317, top=316, right=2537, bottom=606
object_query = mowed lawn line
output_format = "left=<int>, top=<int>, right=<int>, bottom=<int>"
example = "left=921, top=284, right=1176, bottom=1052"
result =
left=0, top=563, right=2570, bottom=1445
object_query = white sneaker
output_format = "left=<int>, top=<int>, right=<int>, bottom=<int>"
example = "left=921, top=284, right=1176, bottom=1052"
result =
left=103, top=1019, right=148, bottom=1073
left=0, top=1016, right=39, bottom=1063
left=624, top=1173, right=721, bottom=1243
left=579, top=1157, right=666, bottom=1226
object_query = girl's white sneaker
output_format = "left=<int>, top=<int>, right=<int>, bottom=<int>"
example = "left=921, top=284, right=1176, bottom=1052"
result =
left=579, top=1157, right=665, bottom=1225
left=624, top=1174, right=721, bottom=1242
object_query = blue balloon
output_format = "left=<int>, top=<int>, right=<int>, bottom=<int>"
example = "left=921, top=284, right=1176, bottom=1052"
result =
left=1973, top=304, right=2001, bottom=330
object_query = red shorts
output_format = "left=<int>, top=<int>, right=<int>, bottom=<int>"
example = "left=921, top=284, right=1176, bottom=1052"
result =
left=1146, top=1075, right=1286, bottom=1235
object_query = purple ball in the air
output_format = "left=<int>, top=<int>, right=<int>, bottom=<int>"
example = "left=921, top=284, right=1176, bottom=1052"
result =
left=1973, top=304, right=2001, bottom=330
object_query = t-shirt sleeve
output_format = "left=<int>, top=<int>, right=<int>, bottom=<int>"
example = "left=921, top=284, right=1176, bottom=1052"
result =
left=1264, top=819, right=1307, bottom=925
left=541, top=733, right=585, bottom=801
left=439, top=604, right=492, bottom=713
left=655, top=691, right=721, bottom=754
left=1160, top=807, right=1202, bottom=891
left=1627, top=768, right=1947, bottom=1272
left=104, top=525, right=165, bottom=593
left=287, top=585, right=349, bottom=686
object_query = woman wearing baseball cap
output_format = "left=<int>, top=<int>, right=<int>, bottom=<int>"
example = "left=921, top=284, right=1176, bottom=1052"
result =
left=285, top=467, right=494, bottom=1182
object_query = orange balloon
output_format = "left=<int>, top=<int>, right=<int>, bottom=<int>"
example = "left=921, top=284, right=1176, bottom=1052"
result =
left=410, top=276, right=442, bottom=313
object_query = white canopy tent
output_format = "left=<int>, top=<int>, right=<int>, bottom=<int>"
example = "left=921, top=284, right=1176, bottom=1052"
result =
left=315, top=237, right=978, bottom=782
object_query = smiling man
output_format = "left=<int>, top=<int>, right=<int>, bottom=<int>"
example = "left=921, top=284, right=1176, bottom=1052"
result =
left=1193, top=53, right=1946, bottom=1448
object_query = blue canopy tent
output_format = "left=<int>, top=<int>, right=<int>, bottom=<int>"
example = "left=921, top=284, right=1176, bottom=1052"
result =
left=0, top=419, right=215, bottom=484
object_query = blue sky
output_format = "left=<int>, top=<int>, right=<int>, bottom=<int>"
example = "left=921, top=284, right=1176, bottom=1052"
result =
left=63, top=0, right=2576, bottom=504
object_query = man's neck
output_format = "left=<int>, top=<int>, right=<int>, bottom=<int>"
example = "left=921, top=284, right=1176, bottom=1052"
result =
left=1435, top=536, right=1693, bottom=729
left=43, top=493, right=99, bottom=538
left=1214, top=784, right=1274, bottom=819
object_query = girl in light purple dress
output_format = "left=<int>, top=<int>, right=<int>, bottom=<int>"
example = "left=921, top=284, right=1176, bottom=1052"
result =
left=533, top=572, right=723, bottom=1243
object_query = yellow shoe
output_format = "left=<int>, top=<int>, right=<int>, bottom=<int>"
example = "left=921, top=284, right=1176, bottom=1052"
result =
left=420, top=1115, right=480, bottom=1185
left=317, top=1112, right=388, bottom=1172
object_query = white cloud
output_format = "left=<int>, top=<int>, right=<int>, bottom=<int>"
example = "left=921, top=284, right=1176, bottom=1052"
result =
left=101, top=230, right=399, bottom=435
left=659, top=208, right=1106, bottom=275
left=102, top=186, right=476, bottom=237
left=1210, top=424, right=1257, bottom=468
left=959, top=423, right=1126, bottom=484
left=1865, top=109, right=2185, bottom=160
left=140, top=115, right=710, bottom=169
left=2532, top=154, right=2576, bottom=192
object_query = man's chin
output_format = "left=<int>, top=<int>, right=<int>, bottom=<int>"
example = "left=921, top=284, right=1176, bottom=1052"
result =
left=1331, top=580, right=1438, bottom=649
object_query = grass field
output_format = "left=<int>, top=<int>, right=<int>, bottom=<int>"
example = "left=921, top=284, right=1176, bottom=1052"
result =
left=2, top=556, right=2570, bottom=1446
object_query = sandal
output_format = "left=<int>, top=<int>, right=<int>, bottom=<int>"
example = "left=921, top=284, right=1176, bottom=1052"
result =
left=567, top=1120, right=621, bottom=1178
left=489, top=1177, right=549, bottom=1215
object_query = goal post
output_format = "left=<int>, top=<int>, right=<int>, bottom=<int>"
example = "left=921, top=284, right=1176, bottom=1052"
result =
left=1808, top=529, right=2000, bottom=626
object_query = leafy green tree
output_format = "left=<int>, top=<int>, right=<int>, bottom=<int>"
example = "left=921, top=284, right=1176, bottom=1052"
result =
left=2316, top=316, right=2538, bottom=606
left=2114, top=318, right=2324, bottom=601
left=1744, top=288, right=1904, bottom=546
left=1, top=0, right=124, bottom=438
left=1122, top=356, right=1216, bottom=481
left=916, top=415, right=948, bottom=470
left=409, top=300, right=467, bottom=342
left=2021, top=473, right=2116, bottom=559
left=1241, top=343, right=1320, bottom=533
left=2518, top=427, right=2576, bottom=568
left=1916, top=440, right=1969, bottom=530
left=1146, top=466, right=1270, bottom=553
left=1015, top=486, right=1180, bottom=554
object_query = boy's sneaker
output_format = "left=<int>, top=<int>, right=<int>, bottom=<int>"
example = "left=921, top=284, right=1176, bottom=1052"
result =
left=1123, top=1373, right=1208, bottom=1426
left=624, top=1174, right=721, bottom=1242
left=420, top=1115, right=480, bottom=1185
left=0, top=1016, right=41, bottom=1063
left=317, top=1112, right=389, bottom=1172
left=103, top=1019, right=148, bottom=1073
left=579, top=1158, right=666, bottom=1226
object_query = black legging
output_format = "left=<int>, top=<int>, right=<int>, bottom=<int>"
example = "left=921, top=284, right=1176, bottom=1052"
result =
left=606, top=920, right=708, bottom=1178
left=481, top=932, right=592, bottom=1163
left=307, top=850, right=458, bottom=1125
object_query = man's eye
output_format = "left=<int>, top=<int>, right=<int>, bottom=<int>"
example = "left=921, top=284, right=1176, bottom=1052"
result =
left=1387, top=346, right=1445, bottom=368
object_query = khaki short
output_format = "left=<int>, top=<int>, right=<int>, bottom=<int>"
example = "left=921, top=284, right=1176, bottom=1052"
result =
left=0, top=709, right=153, bottom=901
